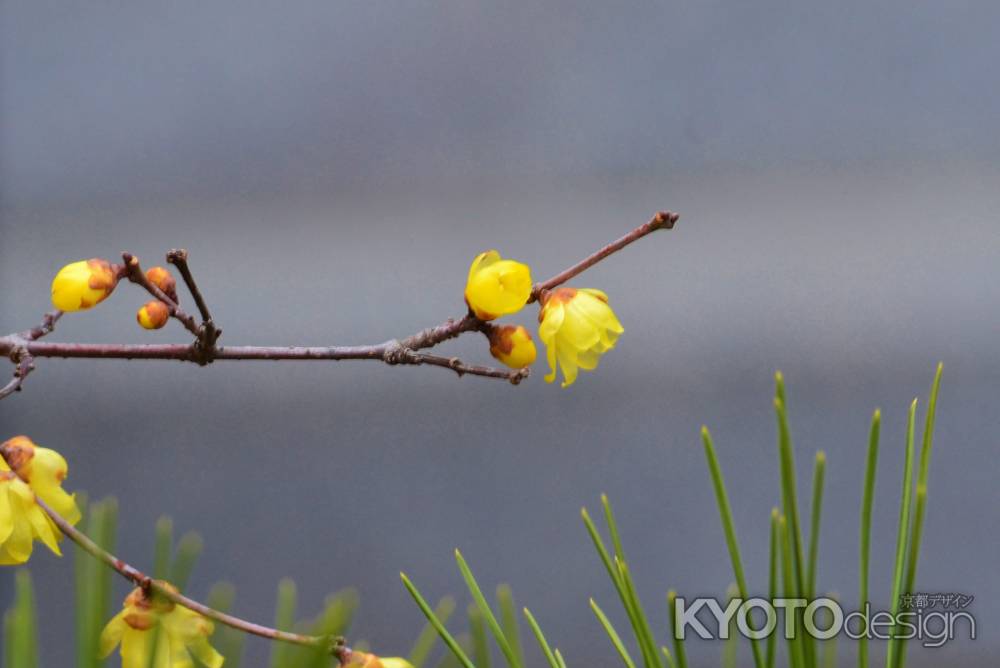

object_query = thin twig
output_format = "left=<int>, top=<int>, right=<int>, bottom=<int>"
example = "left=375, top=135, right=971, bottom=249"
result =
left=0, top=212, right=678, bottom=395
left=121, top=253, right=200, bottom=336
left=529, top=210, right=678, bottom=302
left=0, top=310, right=64, bottom=399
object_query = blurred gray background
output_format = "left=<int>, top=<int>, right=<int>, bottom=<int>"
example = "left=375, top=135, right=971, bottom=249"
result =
left=1, top=1, right=998, bottom=666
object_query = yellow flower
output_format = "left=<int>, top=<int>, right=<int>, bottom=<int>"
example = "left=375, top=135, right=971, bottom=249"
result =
left=0, top=436, right=80, bottom=564
left=487, top=325, right=537, bottom=369
left=137, top=301, right=170, bottom=330
left=345, top=652, right=414, bottom=668
left=100, top=585, right=224, bottom=668
left=538, top=288, right=624, bottom=388
left=464, top=251, right=532, bottom=321
left=51, top=259, right=119, bottom=312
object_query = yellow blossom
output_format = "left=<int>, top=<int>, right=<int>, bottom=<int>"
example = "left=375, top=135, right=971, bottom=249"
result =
left=137, top=301, right=170, bottom=330
left=464, top=251, right=532, bottom=321
left=51, top=259, right=119, bottom=312
left=538, top=287, right=624, bottom=388
left=345, top=652, right=414, bottom=668
left=0, top=436, right=80, bottom=564
left=100, top=585, right=224, bottom=668
left=487, top=325, right=537, bottom=369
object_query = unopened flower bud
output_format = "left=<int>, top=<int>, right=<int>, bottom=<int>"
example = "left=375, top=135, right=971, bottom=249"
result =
left=487, top=324, right=537, bottom=369
left=145, top=266, right=178, bottom=302
left=346, top=652, right=414, bottom=668
left=51, top=259, right=119, bottom=312
left=464, top=250, right=532, bottom=321
left=136, top=301, right=170, bottom=330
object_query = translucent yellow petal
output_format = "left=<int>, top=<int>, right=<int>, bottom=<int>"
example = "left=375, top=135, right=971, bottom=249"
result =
left=556, top=346, right=579, bottom=388
left=99, top=612, right=129, bottom=658
left=538, top=302, right=565, bottom=343
left=0, top=486, right=13, bottom=544
left=26, top=502, right=61, bottom=556
left=0, top=501, right=33, bottom=564
left=382, top=659, right=416, bottom=668
left=187, top=636, right=225, bottom=668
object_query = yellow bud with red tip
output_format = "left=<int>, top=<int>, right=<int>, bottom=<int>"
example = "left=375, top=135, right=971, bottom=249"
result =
left=464, top=251, right=532, bottom=321
left=51, top=259, right=119, bottom=311
left=136, top=301, right=170, bottom=330
left=145, top=266, right=177, bottom=302
left=487, top=325, right=537, bottom=369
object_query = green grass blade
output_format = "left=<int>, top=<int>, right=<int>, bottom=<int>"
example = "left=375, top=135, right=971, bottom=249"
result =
left=615, top=557, right=662, bottom=668
left=469, top=605, right=492, bottom=668
left=169, top=532, right=204, bottom=592
left=885, top=399, right=917, bottom=668
left=858, top=409, right=881, bottom=668
left=269, top=578, right=297, bottom=668
left=75, top=497, right=118, bottom=668
left=766, top=509, right=779, bottom=668
left=206, top=582, right=244, bottom=668
left=590, top=598, right=637, bottom=668
left=5, top=570, right=39, bottom=668
left=701, top=426, right=765, bottom=668
left=661, top=646, right=677, bottom=668
left=554, top=648, right=567, bottom=668
left=455, top=549, right=522, bottom=668
left=666, top=591, right=688, bottom=668
left=894, top=362, right=943, bottom=668
left=523, top=607, right=560, bottom=668
left=153, top=515, right=174, bottom=580
left=409, top=596, right=457, bottom=668
left=806, top=451, right=827, bottom=600
left=778, top=515, right=804, bottom=668
left=723, top=583, right=740, bottom=668
left=496, top=585, right=524, bottom=667
left=401, top=573, right=476, bottom=668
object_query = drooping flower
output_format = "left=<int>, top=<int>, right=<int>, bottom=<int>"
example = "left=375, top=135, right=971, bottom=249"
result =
left=0, top=436, right=80, bottom=564
left=487, top=325, right=537, bottom=369
left=146, top=267, right=178, bottom=302
left=137, top=301, right=170, bottom=330
left=537, top=288, right=624, bottom=388
left=464, top=251, right=532, bottom=321
left=100, top=584, right=225, bottom=668
left=51, top=259, right=119, bottom=312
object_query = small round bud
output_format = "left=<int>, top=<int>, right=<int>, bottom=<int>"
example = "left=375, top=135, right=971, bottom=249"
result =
left=136, top=301, right=170, bottom=330
left=51, top=259, right=119, bottom=311
left=487, top=324, right=537, bottom=369
left=145, top=266, right=178, bottom=302
left=464, top=250, right=533, bottom=321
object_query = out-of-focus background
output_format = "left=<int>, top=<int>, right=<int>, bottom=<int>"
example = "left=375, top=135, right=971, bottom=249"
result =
left=1, top=2, right=997, bottom=666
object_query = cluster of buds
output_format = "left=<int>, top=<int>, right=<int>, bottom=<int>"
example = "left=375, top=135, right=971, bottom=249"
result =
left=464, top=252, right=624, bottom=387
left=0, top=436, right=81, bottom=564
left=49, top=259, right=178, bottom=331
left=99, top=583, right=223, bottom=668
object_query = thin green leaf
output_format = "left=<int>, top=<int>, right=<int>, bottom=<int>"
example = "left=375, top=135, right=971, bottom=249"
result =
left=666, top=591, right=688, bottom=668
left=590, top=598, right=636, bottom=668
left=270, top=578, right=298, bottom=668
left=496, top=585, right=523, bottom=667
left=469, top=605, right=491, bottom=668
left=153, top=515, right=174, bottom=580
left=858, top=410, right=881, bottom=668
left=206, top=582, right=244, bottom=668
left=409, top=596, right=456, bottom=668
left=523, top=607, right=560, bottom=668
left=455, top=549, right=522, bottom=668
left=807, top=451, right=827, bottom=599
left=766, top=509, right=779, bottom=668
left=886, top=399, right=918, bottom=668
left=401, top=573, right=475, bottom=668
left=169, top=532, right=204, bottom=592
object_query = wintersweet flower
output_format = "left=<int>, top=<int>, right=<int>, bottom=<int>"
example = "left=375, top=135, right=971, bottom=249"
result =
left=345, top=652, right=414, bottom=668
left=146, top=266, right=178, bottom=302
left=0, top=436, right=81, bottom=564
left=464, top=251, right=532, bottom=321
left=137, top=301, right=170, bottom=330
left=537, top=288, right=624, bottom=388
left=51, top=259, right=119, bottom=311
left=487, top=325, right=537, bottom=369
left=100, top=584, right=224, bottom=668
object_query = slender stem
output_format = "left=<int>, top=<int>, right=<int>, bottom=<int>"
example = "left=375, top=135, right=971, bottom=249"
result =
left=885, top=399, right=917, bottom=668
left=167, top=250, right=213, bottom=325
left=858, top=410, right=881, bottom=668
left=529, top=211, right=678, bottom=301
left=122, top=253, right=200, bottom=336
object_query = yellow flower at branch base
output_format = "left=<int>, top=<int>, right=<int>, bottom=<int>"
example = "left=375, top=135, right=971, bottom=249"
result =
left=487, top=325, right=537, bottom=369
left=51, top=259, right=119, bottom=312
left=344, top=652, right=414, bottom=668
left=538, top=288, right=624, bottom=388
left=137, top=301, right=170, bottom=330
left=0, top=436, right=80, bottom=564
left=100, top=584, right=225, bottom=668
left=464, top=251, right=532, bottom=321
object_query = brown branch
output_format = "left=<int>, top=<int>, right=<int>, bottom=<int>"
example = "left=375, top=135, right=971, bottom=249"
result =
left=0, top=310, right=64, bottom=399
left=529, top=210, right=679, bottom=302
left=0, top=445, right=348, bottom=658
left=122, top=253, right=201, bottom=336
left=0, top=212, right=678, bottom=396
